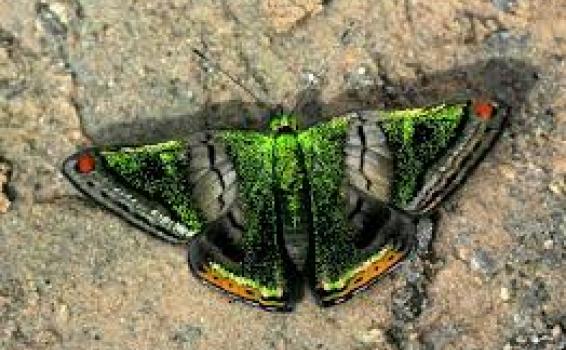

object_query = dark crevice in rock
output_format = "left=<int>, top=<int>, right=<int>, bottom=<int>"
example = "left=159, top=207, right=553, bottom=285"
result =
left=0, top=157, right=14, bottom=213
left=35, top=2, right=68, bottom=37
left=0, top=26, right=37, bottom=61
left=0, top=27, right=16, bottom=52
left=35, top=0, right=87, bottom=140
left=386, top=218, right=438, bottom=349
left=458, top=11, right=505, bottom=45
left=403, top=0, right=414, bottom=28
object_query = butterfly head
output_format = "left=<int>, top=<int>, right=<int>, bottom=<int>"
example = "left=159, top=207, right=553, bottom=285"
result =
left=269, top=114, right=298, bottom=133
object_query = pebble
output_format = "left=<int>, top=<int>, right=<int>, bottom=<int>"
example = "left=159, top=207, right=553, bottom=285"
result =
left=359, top=327, right=388, bottom=345
left=55, top=303, right=69, bottom=324
left=0, top=195, right=10, bottom=213
left=516, top=335, right=527, bottom=344
left=172, top=324, right=202, bottom=348
left=500, top=287, right=511, bottom=301
left=548, top=180, right=564, bottom=195
left=485, top=30, right=530, bottom=52
left=552, top=325, right=563, bottom=339
left=302, top=72, right=319, bottom=86
left=470, top=248, right=497, bottom=276
left=48, top=3, right=70, bottom=25
left=543, top=239, right=554, bottom=250
left=416, top=218, right=434, bottom=252
left=499, top=164, right=517, bottom=180
left=491, top=0, right=517, bottom=12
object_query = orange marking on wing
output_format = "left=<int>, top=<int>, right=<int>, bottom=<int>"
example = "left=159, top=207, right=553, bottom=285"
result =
left=77, top=153, right=96, bottom=173
left=472, top=100, right=494, bottom=120
left=199, top=266, right=261, bottom=302
left=323, top=250, right=405, bottom=302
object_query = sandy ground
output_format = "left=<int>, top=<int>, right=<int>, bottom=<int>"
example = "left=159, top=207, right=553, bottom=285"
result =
left=1, top=1, right=564, bottom=349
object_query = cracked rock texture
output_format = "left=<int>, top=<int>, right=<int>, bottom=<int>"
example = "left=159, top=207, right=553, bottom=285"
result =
left=0, top=1, right=564, bottom=349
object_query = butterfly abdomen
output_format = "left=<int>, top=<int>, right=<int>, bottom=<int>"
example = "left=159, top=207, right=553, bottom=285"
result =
left=273, top=132, right=310, bottom=271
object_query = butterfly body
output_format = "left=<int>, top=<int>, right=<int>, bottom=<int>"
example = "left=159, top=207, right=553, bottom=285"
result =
left=63, top=100, right=506, bottom=311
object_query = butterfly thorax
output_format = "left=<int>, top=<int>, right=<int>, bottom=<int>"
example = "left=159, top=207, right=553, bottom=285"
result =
left=269, top=114, right=298, bottom=134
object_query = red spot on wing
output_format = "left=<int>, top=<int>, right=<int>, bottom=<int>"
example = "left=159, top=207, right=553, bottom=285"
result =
left=473, top=100, right=494, bottom=120
left=76, top=153, right=96, bottom=173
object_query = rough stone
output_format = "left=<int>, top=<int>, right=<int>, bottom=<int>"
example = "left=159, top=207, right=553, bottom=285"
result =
left=491, top=0, right=518, bottom=12
left=470, top=248, right=498, bottom=276
left=0, top=159, right=12, bottom=213
left=0, top=0, right=564, bottom=349
left=172, top=324, right=203, bottom=349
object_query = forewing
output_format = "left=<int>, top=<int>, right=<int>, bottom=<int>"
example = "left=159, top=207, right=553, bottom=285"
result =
left=188, top=131, right=295, bottom=311
left=370, top=100, right=507, bottom=214
left=62, top=141, right=201, bottom=243
left=299, top=118, right=414, bottom=306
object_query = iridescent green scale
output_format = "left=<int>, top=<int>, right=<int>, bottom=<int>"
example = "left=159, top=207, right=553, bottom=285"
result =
left=63, top=100, right=506, bottom=311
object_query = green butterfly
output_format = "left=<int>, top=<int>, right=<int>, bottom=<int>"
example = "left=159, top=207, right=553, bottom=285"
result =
left=63, top=100, right=505, bottom=311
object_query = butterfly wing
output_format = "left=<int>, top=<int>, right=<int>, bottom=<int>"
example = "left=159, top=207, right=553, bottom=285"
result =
left=373, top=100, right=507, bottom=214
left=62, top=141, right=201, bottom=243
left=299, top=118, right=415, bottom=306
left=63, top=132, right=295, bottom=311
left=302, top=100, right=506, bottom=306
left=188, top=131, right=295, bottom=311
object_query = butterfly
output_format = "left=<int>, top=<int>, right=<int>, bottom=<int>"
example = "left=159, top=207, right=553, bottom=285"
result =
left=62, top=99, right=505, bottom=311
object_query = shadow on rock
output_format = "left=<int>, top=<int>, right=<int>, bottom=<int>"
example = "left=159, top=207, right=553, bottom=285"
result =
left=89, top=58, right=537, bottom=145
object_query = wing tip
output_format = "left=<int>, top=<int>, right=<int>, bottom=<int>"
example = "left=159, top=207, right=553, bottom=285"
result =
left=469, top=98, right=509, bottom=127
left=62, top=147, right=193, bottom=244
left=61, top=147, right=98, bottom=177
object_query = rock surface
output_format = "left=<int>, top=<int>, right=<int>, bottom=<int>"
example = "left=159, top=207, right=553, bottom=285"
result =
left=1, top=1, right=564, bottom=349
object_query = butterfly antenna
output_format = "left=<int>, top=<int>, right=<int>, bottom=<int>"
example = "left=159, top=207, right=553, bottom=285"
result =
left=191, top=48, right=271, bottom=109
